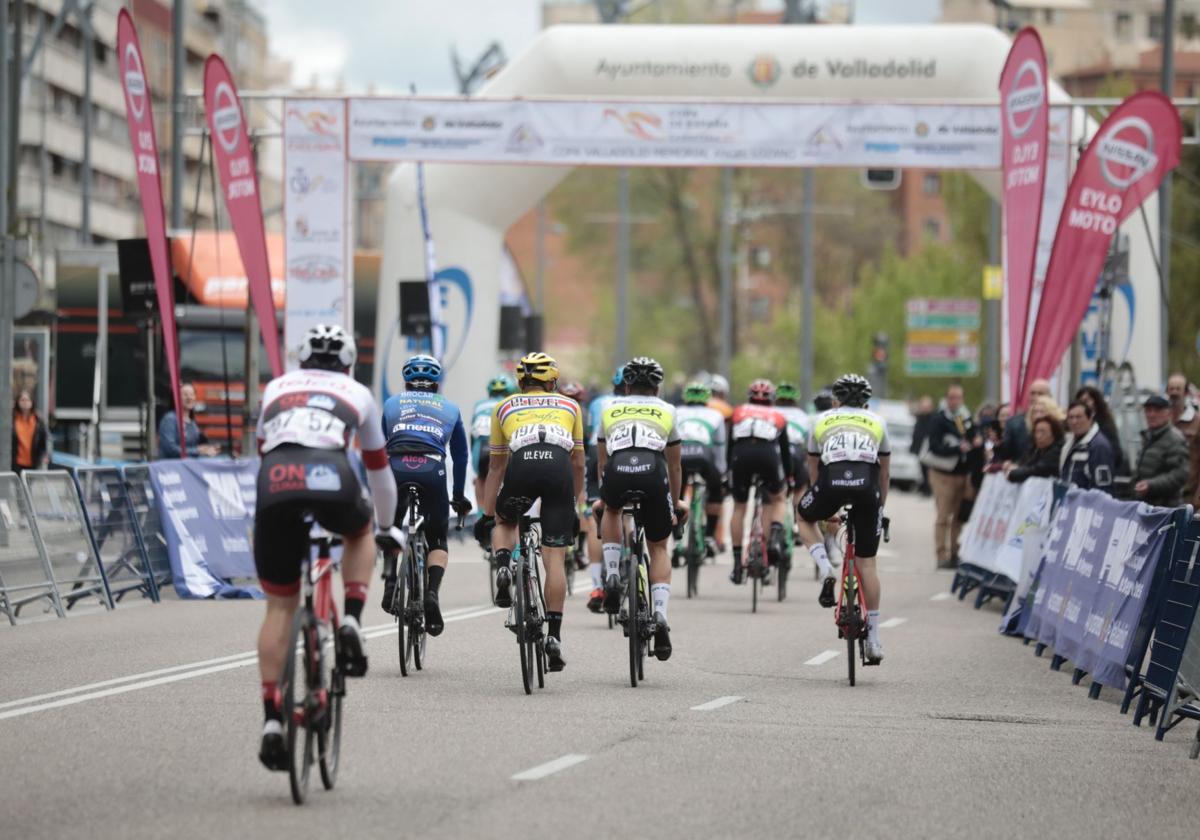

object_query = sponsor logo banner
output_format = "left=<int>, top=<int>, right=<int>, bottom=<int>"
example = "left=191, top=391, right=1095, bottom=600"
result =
left=999, top=28, right=1049, bottom=407
left=1022, top=91, right=1181, bottom=397
left=116, top=11, right=186, bottom=454
left=204, top=56, right=284, bottom=377
left=347, top=99, right=1001, bottom=168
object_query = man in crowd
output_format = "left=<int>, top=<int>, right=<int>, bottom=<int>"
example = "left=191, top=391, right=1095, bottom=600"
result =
left=993, top=378, right=1052, bottom=463
left=910, top=395, right=935, bottom=496
left=1166, top=373, right=1200, bottom=503
left=924, top=384, right=980, bottom=569
left=1059, top=401, right=1116, bottom=493
left=158, top=382, right=219, bottom=459
left=1134, top=394, right=1190, bottom=508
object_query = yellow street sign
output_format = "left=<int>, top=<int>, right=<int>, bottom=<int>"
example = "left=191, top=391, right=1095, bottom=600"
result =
left=982, top=265, right=1003, bottom=300
left=906, top=328, right=978, bottom=345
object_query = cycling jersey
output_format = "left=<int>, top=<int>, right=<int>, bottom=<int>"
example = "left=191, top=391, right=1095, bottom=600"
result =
left=729, top=403, right=791, bottom=502
left=598, top=396, right=681, bottom=454
left=490, top=391, right=584, bottom=455
left=258, top=368, right=384, bottom=455
left=731, top=403, right=787, bottom=443
left=470, top=396, right=503, bottom=468
left=381, top=391, right=469, bottom=497
left=675, top=404, right=728, bottom=473
left=587, top=392, right=620, bottom=446
left=774, top=406, right=811, bottom=446
left=807, top=407, right=891, bottom=466
left=707, top=396, right=733, bottom=422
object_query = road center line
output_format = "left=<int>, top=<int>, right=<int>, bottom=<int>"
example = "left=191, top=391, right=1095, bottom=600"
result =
left=930, top=592, right=953, bottom=601
left=691, top=695, right=742, bottom=711
left=804, top=649, right=841, bottom=666
left=512, top=753, right=589, bottom=781
left=879, top=617, right=907, bottom=629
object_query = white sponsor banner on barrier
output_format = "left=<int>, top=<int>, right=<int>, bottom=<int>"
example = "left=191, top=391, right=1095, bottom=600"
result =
left=959, top=473, right=1055, bottom=582
left=284, top=99, right=352, bottom=369
left=347, top=98, right=1002, bottom=168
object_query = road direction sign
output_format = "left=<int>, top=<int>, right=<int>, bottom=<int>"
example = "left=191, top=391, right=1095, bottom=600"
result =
left=906, top=359, right=980, bottom=376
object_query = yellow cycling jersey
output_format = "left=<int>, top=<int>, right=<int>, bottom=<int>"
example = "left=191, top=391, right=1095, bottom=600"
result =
left=598, top=396, right=680, bottom=454
left=489, top=391, right=584, bottom=454
left=807, top=408, right=891, bottom=465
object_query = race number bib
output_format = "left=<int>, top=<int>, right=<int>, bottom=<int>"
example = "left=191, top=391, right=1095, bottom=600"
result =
left=820, top=430, right=877, bottom=465
left=733, top=417, right=778, bottom=441
left=509, top=423, right=574, bottom=452
left=472, top=415, right=491, bottom=437
left=606, top=422, right=667, bottom=453
left=262, top=407, right=348, bottom=452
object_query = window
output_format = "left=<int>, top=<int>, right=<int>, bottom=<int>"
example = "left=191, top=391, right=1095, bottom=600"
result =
left=93, top=40, right=108, bottom=65
left=923, top=218, right=941, bottom=239
left=1149, top=13, right=1164, bottom=42
left=1044, top=9, right=1058, bottom=26
left=923, top=173, right=941, bottom=195
left=1184, top=14, right=1199, bottom=40
left=1115, top=12, right=1133, bottom=42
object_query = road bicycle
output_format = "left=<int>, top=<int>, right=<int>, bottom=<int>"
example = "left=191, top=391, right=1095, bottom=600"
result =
left=777, top=485, right=794, bottom=602
left=280, top=525, right=346, bottom=805
left=388, top=484, right=428, bottom=676
left=616, top=493, right=658, bottom=688
left=834, top=507, right=889, bottom=687
left=502, top=503, right=549, bottom=695
left=742, top=477, right=771, bottom=613
left=673, top=469, right=707, bottom=599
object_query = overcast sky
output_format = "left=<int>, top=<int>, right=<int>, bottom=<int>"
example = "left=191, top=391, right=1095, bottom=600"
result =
left=254, top=0, right=942, bottom=93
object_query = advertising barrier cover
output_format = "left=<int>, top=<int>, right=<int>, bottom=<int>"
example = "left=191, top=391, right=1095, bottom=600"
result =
left=1027, top=488, right=1173, bottom=688
left=147, top=458, right=261, bottom=599
left=958, top=473, right=1054, bottom=583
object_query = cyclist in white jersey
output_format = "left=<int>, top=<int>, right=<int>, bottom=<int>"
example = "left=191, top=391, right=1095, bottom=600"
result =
left=253, top=324, right=398, bottom=771
left=469, top=375, right=517, bottom=506
left=584, top=368, right=627, bottom=613
left=773, top=380, right=813, bottom=513
left=675, top=380, right=727, bottom=558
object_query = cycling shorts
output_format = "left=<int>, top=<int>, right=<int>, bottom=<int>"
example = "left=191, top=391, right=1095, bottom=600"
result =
left=585, top=446, right=602, bottom=503
left=472, top=439, right=490, bottom=482
left=797, top=462, right=883, bottom=558
left=601, top=449, right=674, bottom=543
left=789, top=443, right=810, bottom=490
left=254, top=446, right=372, bottom=597
left=390, top=452, right=449, bottom=553
left=680, top=443, right=725, bottom=504
left=497, top=443, right=576, bottom=548
left=730, top=439, right=786, bottom=503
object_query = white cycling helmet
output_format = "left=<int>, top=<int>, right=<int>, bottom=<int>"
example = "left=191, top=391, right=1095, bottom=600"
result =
left=708, top=374, right=730, bottom=396
left=298, top=323, right=357, bottom=370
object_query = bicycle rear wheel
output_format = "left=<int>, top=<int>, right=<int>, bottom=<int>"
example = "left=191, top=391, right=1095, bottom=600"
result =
left=515, top=557, right=533, bottom=695
left=396, top=557, right=411, bottom=676
left=410, top=557, right=426, bottom=672
left=284, top=610, right=317, bottom=805
left=777, top=559, right=788, bottom=602
left=319, top=623, right=343, bottom=790
left=687, top=553, right=699, bottom=599
left=627, top=550, right=640, bottom=688
left=847, top=632, right=856, bottom=687
left=564, top=550, right=575, bottom=598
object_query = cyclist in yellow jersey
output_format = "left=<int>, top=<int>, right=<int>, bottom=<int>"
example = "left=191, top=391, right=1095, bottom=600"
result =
left=596, top=357, right=685, bottom=661
left=475, top=352, right=584, bottom=672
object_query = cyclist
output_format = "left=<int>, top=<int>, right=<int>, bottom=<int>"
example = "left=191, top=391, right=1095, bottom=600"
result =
left=797, top=373, right=890, bottom=663
left=253, top=324, right=398, bottom=771
left=558, top=381, right=590, bottom=573
left=707, top=373, right=734, bottom=422
left=470, top=374, right=516, bottom=506
left=596, top=356, right=685, bottom=661
left=379, top=354, right=472, bottom=637
left=584, top=368, right=627, bottom=612
left=475, top=352, right=585, bottom=672
left=774, top=380, right=812, bottom=506
left=728, top=379, right=792, bottom=585
left=675, top=380, right=727, bottom=558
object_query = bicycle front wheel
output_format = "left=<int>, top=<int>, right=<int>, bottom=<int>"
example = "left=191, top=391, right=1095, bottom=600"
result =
left=319, top=623, right=343, bottom=790
left=284, top=610, right=317, bottom=805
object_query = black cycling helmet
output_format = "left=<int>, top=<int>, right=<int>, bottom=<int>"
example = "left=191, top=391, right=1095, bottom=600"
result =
left=832, top=373, right=872, bottom=408
left=622, top=356, right=664, bottom=389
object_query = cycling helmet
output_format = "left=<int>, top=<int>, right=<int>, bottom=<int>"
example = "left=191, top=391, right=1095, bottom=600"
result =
left=517, top=351, right=559, bottom=383
left=682, top=381, right=711, bottom=405
left=559, top=381, right=587, bottom=403
left=402, top=353, right=443, bottom=385
left=709, top=374, right=730, bottom=396
left=832, top=373, right=872, bottom=408
left=748, top=378, right=776, bottom=405
left=487, top=374, right=516, bottom=397
left=776, top=381, right=799, bottom=403
left=612, top=366, right=625, bottom=387
left=298, top=324, right=356, bottom=370
left=622, top=356, right=664, bottom=389
left=813, top=389, right=835, bottom=413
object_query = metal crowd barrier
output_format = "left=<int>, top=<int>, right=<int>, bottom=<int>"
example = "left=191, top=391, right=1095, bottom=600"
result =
left=121, top=465, right=172, bottom=596
left=74, top=467, right=160, bottom=603
left=0, top=472, right=64, bottom=624
left=22, top=470, right=114, bottom=614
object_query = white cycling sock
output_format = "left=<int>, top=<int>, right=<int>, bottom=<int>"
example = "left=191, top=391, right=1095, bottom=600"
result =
left=808, top=542, right=833, bottom=579
left=867, top=610, right=881, bottom=643
left=651, top=583, right=670, bottom=620
left=588, top=562, right=604, bottom=589
left=603, top=543, right=621, bottom=580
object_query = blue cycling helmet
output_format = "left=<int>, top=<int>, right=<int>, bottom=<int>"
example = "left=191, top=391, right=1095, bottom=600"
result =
left=612, top=366, right=625, bottom=387
left=403, top=354, right=443, bottom=384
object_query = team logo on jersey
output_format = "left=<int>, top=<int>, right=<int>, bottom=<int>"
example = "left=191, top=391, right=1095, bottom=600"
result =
left=305, top=464, right=342, bottom=492
left=307, top=394, right=336, bottom=411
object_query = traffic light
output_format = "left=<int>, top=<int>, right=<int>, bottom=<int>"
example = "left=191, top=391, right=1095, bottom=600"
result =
left=870, top=332, right=889, bottom=399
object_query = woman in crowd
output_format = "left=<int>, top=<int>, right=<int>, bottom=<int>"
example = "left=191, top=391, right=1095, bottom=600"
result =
left=12, top=389, right=49, bottom=473
left=1075, top=385, right=1127, bottom=476
left=1006, top=415, right=1064, bottom=483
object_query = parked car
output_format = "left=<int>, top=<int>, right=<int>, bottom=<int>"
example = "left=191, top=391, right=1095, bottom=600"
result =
left=870, top=398, right=921, bottom=492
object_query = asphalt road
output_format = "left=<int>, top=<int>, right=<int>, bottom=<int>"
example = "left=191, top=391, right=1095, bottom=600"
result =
left=1, top=491, right=1197, bottom=839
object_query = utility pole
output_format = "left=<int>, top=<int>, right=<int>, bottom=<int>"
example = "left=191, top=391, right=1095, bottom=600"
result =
left=987, top=198, right=1001, bottom=402
left=800, top=169, right=815, bottom=404
left=1160, top=0, right=1176, bottom=386
left=81, top=1, right=93, bottom=241
left=718, top=168, right=734, bottom=383
left=1, top=0, right=14, bottom=470
left=535, top=201, right=546, bottom=313
left=172, top=0, right=185, bottom=229
left=615, top=168, right=631, bottom=367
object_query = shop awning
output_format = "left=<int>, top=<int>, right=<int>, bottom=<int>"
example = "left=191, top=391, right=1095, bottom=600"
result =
left=170, top=231, right=285, bottom=309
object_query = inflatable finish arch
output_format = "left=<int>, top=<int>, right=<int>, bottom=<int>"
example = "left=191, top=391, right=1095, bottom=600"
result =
left=377, top=24, right=1160, bottom=410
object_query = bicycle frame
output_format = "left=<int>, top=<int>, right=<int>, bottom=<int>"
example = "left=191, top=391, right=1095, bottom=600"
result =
left=305, top=532, right=339, bottom=627
left=620, top=501, right=655, bottom=687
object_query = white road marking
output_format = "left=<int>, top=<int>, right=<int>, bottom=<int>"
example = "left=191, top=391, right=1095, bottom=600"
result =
left=690, top=695, right=743, bottom=711
left=879, top=617, right=907, bottom=629
left=876, top=548, right=898, bottom=559
left=0, top=602, right=500, bottom=722
left=930, top=592, right=953, bottom=601
left=512, top=753, right=589, bottom=781
left=804, top=649, right=841, bottom=666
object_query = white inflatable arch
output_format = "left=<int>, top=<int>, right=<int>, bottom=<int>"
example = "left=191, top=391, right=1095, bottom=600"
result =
left=377, top=24, right=1158, bottom=409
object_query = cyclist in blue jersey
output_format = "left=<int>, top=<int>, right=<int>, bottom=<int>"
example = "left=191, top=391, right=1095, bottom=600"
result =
left=470, top=374, right=517, bottom=506
left=380, top=354, right=471, bottom=636
left=584, top=367, right=627, bottom=612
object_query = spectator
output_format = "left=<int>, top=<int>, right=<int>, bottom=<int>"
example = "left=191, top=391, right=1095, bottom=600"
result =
left=923, top=384, right=981, bottom=569
left=157, top=382, right=219, bottom=459
left=11, top=389, right=49, bottom=473
left=1059, top=401, right=1115, bottom=493
left=996, top=402, right=1013, bottom=427
left=995, top=378, right=1052, bottom=463
left=1133, top=394, right=1190, bottom=508
left=1075, top=385, right=1127, bottom=476
left=1166, top=373, right=1200, bottom=502
left=910, top=394, right=936, bottom=496
left=1006, top=415, right=1063, bottom=483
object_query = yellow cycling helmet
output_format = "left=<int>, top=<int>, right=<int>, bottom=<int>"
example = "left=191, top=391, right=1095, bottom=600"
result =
left=517, top=351, right=559, bottom=383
